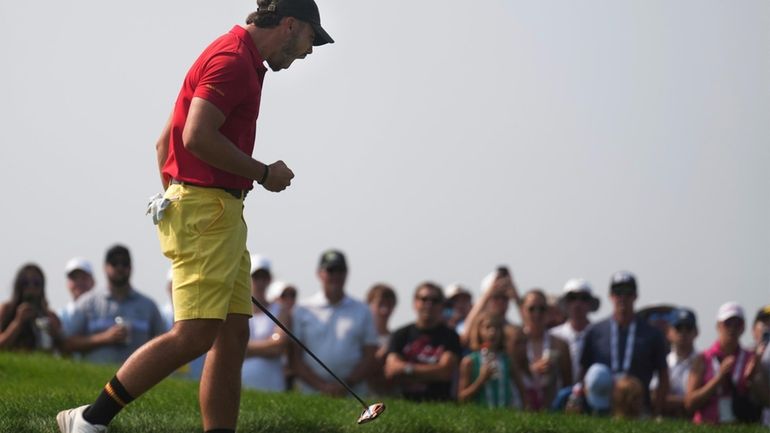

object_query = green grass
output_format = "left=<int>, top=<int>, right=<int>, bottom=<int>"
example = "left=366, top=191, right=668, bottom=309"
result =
left=0, top=352, right=766, bottom=433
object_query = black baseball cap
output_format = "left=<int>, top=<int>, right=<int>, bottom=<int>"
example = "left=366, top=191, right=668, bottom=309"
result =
left=318, top=249, right=347, bottom=271
left=259, top=0, right=334, bottom=46
left=610, top=270, right=637, bottom=294
left=669, top=308, right=697, bottom=328
left=105, top=244, right=131, bottom=266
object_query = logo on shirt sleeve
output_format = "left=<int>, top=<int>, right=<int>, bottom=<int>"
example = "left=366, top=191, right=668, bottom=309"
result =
left=205, top=84, right=225, bottom=97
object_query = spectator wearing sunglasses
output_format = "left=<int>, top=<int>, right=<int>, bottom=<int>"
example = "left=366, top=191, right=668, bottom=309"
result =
left=62, top=244, right=165, bottom=364
left=512, top=289, right=572, bottom=410
left=580, top=271, right=669, bottom=415
left=385, top=282, right=462, bottom=401
left=0, top=263, right=63, bottom=352
left=550, top=278, right=600, bottom=385
left=651, top=308, right=698, bottom=418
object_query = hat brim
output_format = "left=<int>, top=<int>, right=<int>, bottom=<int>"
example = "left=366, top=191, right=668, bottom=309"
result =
left=311, top=23, right=334, bottom=46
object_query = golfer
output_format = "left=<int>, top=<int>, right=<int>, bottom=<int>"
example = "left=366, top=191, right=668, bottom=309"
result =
left=57, top=1, right=333, bottom=432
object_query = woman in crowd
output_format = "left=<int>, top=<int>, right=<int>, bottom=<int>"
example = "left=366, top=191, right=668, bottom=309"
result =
left=685, top=302, right=762, bottom=424
left=0, top=263, right=63, bottom=352
left=458, top=312, right=525, bottom=408
left=366, top=283, right=398, bottom=396
left=512, top=289, right=572, bottom=411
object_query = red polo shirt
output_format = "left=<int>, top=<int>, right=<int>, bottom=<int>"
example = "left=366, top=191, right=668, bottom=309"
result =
left=162, top=26, right=268, bottom=190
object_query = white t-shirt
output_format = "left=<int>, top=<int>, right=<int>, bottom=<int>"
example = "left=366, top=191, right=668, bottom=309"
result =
left=293, top=292, right=379, bottom=394
left=666, top=351, right=696, bottom=397
left=549, top=322, right=588, bottom=383
left=242, top=302, right=285, bottom=392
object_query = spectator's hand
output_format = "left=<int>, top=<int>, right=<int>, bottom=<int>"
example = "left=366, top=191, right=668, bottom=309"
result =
left=531, top=357, right=551, bottom=376
left=718, top=356, right=736, bottom=379
left=14, top=303, right=36, bottom=325
left=261, top=161, right=294, bottom=193
left=478, top=363, right=494, bottom=383
left=102, top=324, right=129, bottom=345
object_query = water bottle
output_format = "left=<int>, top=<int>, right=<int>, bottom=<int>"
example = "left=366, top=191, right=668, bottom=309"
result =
left=34, top=317, right=53, bottom=350
left=114, top=316, right=132, bottom=345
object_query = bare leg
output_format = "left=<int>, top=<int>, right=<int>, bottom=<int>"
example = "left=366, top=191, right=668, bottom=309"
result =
left=200, top=313, right=250, bottom=430
left=116, top=319, right=221, bottom=397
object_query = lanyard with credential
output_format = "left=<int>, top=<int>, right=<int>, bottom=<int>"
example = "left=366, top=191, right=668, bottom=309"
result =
left=610, top=319, right=636, bottom=374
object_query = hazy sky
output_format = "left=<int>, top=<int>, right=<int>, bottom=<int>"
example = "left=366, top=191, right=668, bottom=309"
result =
left=1, top=0, right=767, bottom=349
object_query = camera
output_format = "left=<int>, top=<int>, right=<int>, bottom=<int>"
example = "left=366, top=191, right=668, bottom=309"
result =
left=496, top=265, right=510, bottom=278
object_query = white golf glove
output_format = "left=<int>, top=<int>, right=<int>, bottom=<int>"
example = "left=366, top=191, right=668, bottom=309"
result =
left=146, top=193, right=171, bottom=225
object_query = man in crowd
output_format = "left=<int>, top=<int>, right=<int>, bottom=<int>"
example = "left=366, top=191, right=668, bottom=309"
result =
left=385, top=282, right=462, bottom=401
left=580, top=271, right=668, bottom=415
left=443, top=283, right=472, bottom=334
left=550, top=278, right=600, bottom=384
left=63, top=245, right=165, bottom=364
left=242, top=255, right=289, bottom=391
left=292, top=249, right=378, bottom=396
left=59, top=257, right=96, bottom=331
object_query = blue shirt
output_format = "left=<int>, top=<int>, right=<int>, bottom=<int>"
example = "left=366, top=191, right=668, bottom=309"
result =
left=65, top=288, right=165, bottom=364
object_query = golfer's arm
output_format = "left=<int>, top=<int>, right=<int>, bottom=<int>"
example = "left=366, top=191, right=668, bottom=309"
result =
left=183, top=97, right=268, bottom=182
left=345, top=345, right=376, bottom=386
left=156, top=112, right=172, bottom=189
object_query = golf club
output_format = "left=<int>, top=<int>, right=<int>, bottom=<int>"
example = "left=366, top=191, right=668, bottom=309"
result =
left=250, top=296, right=386, bottom=424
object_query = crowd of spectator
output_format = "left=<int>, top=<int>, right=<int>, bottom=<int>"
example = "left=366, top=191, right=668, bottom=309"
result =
left=1, top=245, right=768, bottom=427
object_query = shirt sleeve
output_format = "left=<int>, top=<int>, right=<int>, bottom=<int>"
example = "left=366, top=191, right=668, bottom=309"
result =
left=64, top=302, right=87, bottom=337
left=193, top=52, right=249, bottom=117
left=361, top=307, right=379, bottom=347
left=445, top=328, right=462, bottom=357
left=579, top=327, right=595, bottom=376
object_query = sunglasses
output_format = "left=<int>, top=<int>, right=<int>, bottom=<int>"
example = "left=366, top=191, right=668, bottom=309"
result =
left=416, top=296, right=442, bottom=305
left=611, top=288, right=636, bottom=297
left=20, top=278, right=44, bottom=288
left=108, top=260, right=131, bottom=268
left=565, top=293, right=593, bottom=302
left=674, top=323, right=695, bottom=332
left=527, top=305, right=547, bottom=314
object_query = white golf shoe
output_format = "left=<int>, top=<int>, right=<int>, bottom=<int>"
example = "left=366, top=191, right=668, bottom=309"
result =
left=56, top=405, right=107, bottom=433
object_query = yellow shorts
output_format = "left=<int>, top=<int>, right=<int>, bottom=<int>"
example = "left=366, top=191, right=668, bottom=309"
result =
left=158, top=183, right=251, bottom=321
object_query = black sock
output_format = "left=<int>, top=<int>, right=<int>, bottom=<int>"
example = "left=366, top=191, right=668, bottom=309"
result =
left=205, top=430, right=235, bottom=433
left=83, top=376, right=135, bottom=426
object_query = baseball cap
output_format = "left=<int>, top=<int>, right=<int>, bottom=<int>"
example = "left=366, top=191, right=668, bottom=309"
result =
left=444, top=283, right=471, bottom=300
left=560, top=278, right=600, bottom=312
left=755, top=305, right=770, bottom=324
left=318, top=249, right=347, bottom=271
left=584, top=363, right=613, bottom=411
left=259, top=0, right=334, bottom=46
left=669, top=308, right=697, bottom=328
left=716, top=301, right=744, bottom=322
left=105, top=244, right=131, bottom=265
left=610, top=271, right=637, bottom=294
left=266, top=280, right=296, bottom=302
left=65, top=257, right=93, bottom=276
left=250, top=254, right=272, bottom=275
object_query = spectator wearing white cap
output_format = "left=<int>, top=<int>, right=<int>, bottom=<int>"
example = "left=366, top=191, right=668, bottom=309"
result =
left=579, top=271, right=668, bottom=415
left=242, top=254, right=289, bottom=391
left=443, top=283, right=472, bottom=335
left=266, top=280, right=297, bottom=312
left=460, top=266, right=522, bottom=352
left=549, top=278, right=600, bottom=384
left=686, top=302, right=763, bottom=424
left=59, top=258, right=95, bottom=332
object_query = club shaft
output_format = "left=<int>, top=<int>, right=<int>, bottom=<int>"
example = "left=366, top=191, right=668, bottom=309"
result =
left=250, top=296, right=369, bottom=409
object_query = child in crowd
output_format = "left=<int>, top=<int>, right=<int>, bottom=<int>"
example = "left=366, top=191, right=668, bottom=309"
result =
left=458, top=312, right=524, bottom=408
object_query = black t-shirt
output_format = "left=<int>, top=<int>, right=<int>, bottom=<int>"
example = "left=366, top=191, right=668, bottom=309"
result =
left=387, top=323, right=462, bottom=401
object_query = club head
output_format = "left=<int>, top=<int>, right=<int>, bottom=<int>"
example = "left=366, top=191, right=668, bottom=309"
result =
left=357, top=402, right=385, bottom=424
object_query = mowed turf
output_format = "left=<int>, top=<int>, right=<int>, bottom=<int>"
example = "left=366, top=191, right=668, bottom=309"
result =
left=0, top=352, right=766, bottom=433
